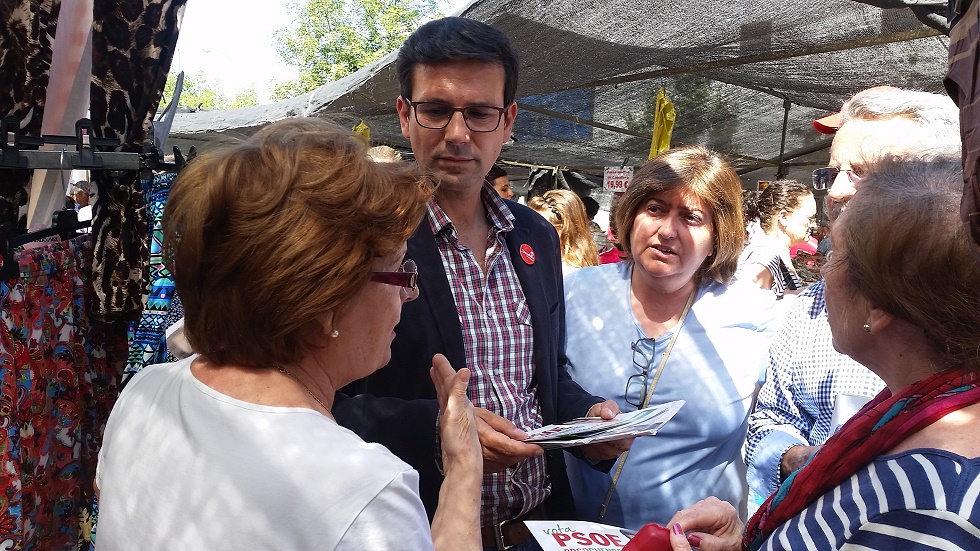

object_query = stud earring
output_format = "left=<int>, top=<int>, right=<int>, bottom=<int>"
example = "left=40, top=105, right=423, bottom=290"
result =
left=862, top=324, right=870, bottom=332
left=330, top=329, right=340, bottom=338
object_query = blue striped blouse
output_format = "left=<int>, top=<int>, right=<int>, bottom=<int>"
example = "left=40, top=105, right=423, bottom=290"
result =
left=762, top=449, right=980, bottom=550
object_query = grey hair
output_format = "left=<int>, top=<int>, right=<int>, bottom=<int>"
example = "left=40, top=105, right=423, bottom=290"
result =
left=839, top=86, right=961, bottom=154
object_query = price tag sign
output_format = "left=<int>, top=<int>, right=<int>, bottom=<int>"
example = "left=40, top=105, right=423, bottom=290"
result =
left=603, top=166, right=633, bottom=191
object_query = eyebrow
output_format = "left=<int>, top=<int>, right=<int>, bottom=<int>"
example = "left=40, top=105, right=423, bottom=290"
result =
left=647, top=197, right=705, bottom=215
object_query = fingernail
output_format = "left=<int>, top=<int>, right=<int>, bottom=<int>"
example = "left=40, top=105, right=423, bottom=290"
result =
left=672, top=523, right=683, bottom=535
left=688, top=534, right=701, bottom=547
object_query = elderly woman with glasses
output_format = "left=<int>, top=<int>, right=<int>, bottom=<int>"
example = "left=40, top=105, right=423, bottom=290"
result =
left=562, top=146, right=781, bottom=530
left=94, top=119, right=483, bottom=550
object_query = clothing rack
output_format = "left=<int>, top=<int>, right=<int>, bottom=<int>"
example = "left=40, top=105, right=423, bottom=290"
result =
left=0, top=115, right=183, bottom=280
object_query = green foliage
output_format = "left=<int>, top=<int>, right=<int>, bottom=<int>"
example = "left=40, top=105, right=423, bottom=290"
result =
left=161, top=71, right=259, bottom=110
left=229, top=86, right=260, bottom=109
left=271, top=0, right=440, bottom=100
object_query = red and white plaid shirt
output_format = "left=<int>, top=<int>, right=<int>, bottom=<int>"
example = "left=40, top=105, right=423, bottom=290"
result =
left=426, top=184, right=549, bottom=526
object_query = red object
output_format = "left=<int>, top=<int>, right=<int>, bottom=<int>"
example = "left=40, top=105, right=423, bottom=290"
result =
left=813, top=111, right=842, bottom=134
left=790, top=237, right=818, bottom=258
left=623, top=523, right=672, bottom=551
left=599, top=247, right=626, bottom=264
left=519, top=243, right=536, bottom=265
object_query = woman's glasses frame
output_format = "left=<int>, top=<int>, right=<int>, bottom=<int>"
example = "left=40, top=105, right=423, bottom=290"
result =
left=370, top=259, right=418, bottom=290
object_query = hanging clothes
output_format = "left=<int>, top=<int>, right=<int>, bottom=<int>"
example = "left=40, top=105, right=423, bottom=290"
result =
left=124, top=172, right=175, bottom=375
left=0, top=0, right=62, bottom=226
left=0, top=236, right=125, bottom=550
left=88, top=0, right=187, bottom=321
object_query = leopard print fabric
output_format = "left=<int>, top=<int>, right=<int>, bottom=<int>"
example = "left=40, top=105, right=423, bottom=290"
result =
left=88, top=0, right=185, bottom=321
left=0, top=0, right=61, bottom=226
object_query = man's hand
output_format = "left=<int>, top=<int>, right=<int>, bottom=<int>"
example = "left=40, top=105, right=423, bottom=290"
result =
left=780, top=444, right=821, bottom=480
left=474, top=408, right=545, bottom=472
left=578, top=400, right=633, bottom=460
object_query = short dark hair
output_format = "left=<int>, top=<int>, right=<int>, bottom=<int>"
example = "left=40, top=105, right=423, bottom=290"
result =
left=397, top=17, right=520, bottom=106
left=581, top=195, right=600, bottom=219
left=486, top=163, right=507, bottom=180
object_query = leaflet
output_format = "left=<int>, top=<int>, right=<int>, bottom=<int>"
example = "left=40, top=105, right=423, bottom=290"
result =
left=521, top=400, right=685, bottom=449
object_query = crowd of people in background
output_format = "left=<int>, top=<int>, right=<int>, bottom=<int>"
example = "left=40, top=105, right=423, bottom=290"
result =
left=92, top=12, right=980, bottom=551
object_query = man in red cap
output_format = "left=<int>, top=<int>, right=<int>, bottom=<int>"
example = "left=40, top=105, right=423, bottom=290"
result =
left=745, top=86, right=961, bottom=503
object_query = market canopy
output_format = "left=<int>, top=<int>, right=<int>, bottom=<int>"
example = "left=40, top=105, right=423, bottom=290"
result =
left=168, top=0, right=951, bottom=183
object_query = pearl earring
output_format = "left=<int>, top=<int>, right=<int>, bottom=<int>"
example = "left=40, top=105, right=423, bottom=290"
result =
left=330, top=329, right=340, bottom=338
left=862, top=324, right=870, bottom=332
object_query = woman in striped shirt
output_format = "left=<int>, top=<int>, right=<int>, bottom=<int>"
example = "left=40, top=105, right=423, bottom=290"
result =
left=663, top=156, right=980, bottom=551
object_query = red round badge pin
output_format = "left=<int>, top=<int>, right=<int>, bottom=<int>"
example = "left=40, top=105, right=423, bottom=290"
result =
left=519, top=244, right=536, bottom=265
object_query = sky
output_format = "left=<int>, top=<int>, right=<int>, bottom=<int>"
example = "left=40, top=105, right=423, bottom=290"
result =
left=174, top=0, right=466, bottom=105
left=172, top=1, right=299, bottom=104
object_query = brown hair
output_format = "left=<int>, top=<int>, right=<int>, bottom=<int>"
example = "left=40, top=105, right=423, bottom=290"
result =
left=163, top=118, right=434, bottom=368
left=835, top=155, right=980, bottom=371
left=616, top=146, right=744, bottom=284
left=528, top=189, right=599, bottom=268
left=743, top=180, right=813, bottom=233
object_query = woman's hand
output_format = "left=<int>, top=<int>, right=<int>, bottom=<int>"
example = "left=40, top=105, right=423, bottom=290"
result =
left=430, top=354, right=481, bottom=471
left=429, top=354, right=482, bottom=550
left=666, top=497, right=744, bottom=551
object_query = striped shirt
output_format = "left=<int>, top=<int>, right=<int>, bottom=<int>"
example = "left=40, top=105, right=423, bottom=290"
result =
left=426, top=184, right=547, bottom=526
left=763, top=450, right=980, bottom=550
left=746, top=280, right=885, bottom=498
left=736, top=231, right=802, bottom=294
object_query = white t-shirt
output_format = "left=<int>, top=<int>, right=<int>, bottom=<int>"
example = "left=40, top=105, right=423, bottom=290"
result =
left=96, top=356, right=434, bottom=550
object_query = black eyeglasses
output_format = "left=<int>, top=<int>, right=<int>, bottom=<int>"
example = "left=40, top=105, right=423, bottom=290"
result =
left=625, top=338, right=656, bottom=408
left=370, top=259, right=418, bottom=290
left=812, top=167, right=861, bottom=191
left=405, top=98, right=507, bottom=132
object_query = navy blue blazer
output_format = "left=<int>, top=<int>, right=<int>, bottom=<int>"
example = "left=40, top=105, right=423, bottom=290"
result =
left=334, top=200, right=607, bottom=520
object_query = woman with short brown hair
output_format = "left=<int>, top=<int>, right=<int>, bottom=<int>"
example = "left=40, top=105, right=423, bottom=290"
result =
left=95, top=118, right=482, bottom=551
left=563, top=146, right=780, bottom=529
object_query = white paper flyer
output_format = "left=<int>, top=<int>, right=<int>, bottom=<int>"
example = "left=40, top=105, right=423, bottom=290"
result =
left=521, top=400, right=685, bottom=449
left=524, top=520, right=634, bottom=550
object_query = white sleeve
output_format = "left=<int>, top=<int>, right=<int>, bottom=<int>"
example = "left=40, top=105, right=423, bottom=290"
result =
left=334, top=470, right=434, bottom=551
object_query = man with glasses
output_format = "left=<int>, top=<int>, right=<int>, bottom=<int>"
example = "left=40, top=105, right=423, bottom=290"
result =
left=745, top=86, right=961, bottom=502
left=334, top=17, right=626, bottom=551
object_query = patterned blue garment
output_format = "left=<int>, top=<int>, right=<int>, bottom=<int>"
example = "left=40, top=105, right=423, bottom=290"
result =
left=124, top=173, right=175, bottom=376
left=745, top=280, right=885, bottom=499
left=762, top=450, right=980, bottom=549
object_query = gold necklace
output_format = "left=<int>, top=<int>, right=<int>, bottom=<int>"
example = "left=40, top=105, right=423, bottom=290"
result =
left=276, top=366, right=329, bottom=413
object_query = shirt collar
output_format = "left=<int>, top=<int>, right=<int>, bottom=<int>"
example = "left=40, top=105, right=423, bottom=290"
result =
left=426, top=180, right=516, bottom=235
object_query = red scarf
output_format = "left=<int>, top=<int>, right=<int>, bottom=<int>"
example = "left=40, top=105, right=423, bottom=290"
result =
left=743, top=367, right=980, bottom=550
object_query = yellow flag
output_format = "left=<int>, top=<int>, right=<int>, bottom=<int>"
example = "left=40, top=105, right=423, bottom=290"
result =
left=352, top=119, right=371, bottom=144
left=648, top=88, right=676, bottom=159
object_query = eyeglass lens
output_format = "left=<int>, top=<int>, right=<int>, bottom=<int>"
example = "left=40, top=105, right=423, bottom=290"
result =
left=812, top=167, right=838, bottom=191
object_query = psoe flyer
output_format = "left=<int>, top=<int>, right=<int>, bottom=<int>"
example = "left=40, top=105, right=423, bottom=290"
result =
left=525, top=520, right=633, bottom=550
